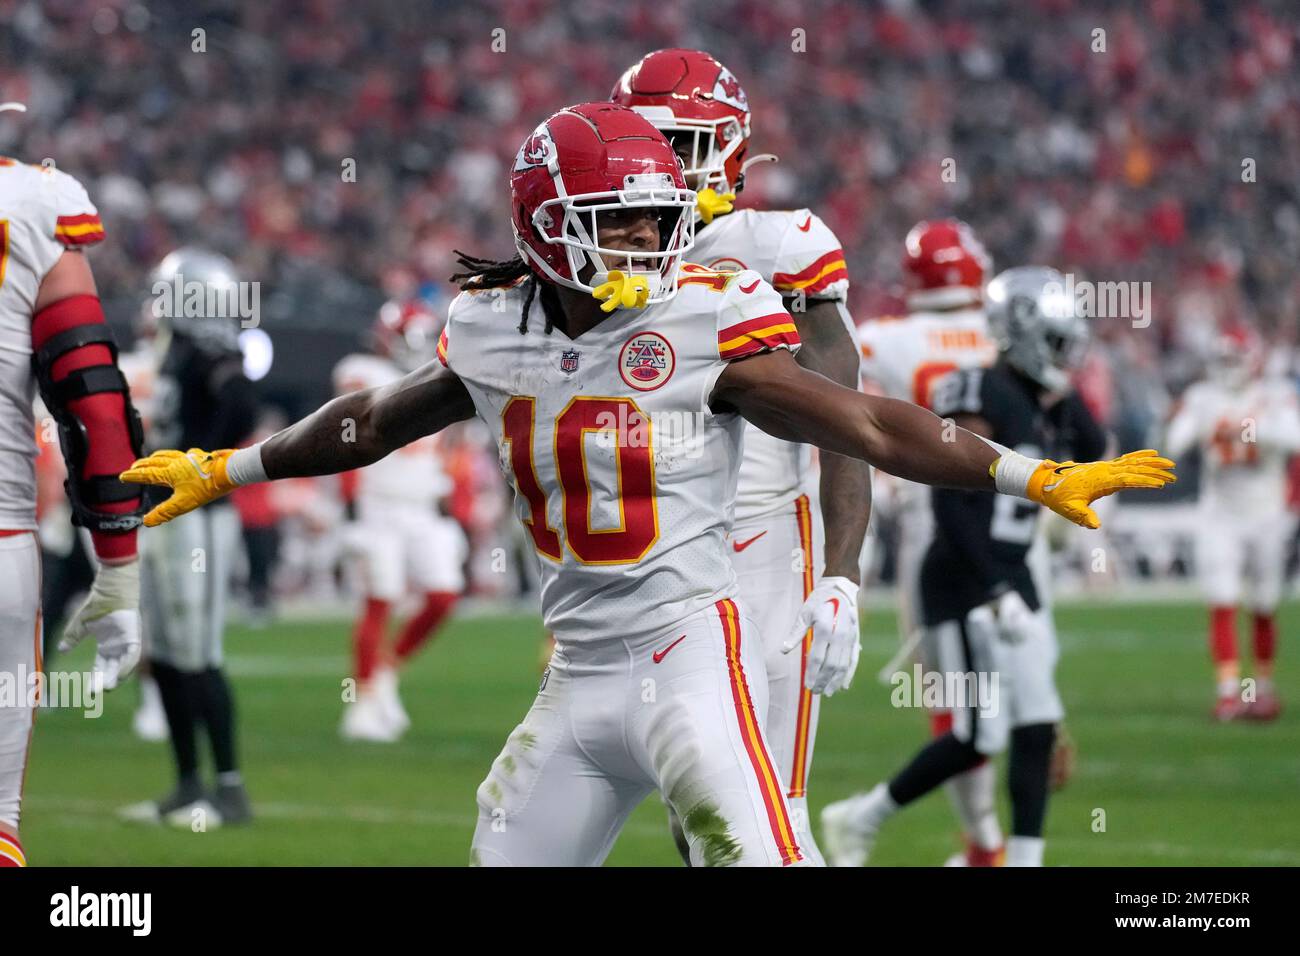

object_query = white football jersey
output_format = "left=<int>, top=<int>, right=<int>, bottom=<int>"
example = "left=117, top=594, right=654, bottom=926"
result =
left=0, top=159, right=106, bottom=530
left=858, top=307, right=996, bottom=514
left=333, top=352, right=450, bottom=508
left=439, top=265, right=799, bottom=644
left=689, top=208, right=849, bottom=522
left=1166, top=377, right=1300, bottom=515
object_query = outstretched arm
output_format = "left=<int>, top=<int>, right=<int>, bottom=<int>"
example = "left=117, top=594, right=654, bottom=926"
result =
left=260, top=362, right=475, bottom=478
left=123, top=362, right=476, bottom=525
left=712, top=349, right=1175, bottom=529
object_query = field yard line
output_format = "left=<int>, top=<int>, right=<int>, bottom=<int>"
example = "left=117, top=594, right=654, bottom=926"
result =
left=1048, top=838, right=1300, bottom=865
left=32, top=794, right=1299, bottom=864
left=29, top=794, right=672, bottom=839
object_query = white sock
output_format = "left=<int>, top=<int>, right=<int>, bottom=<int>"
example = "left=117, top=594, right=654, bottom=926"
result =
left=785, top=795, right=826, bottom=866
left=1257, top=677, right=1275, bottom=697
left=1217, top=678, right=1240, bottom=699
left=945, top=761, right=1003, bottom=851
left=852, top=783, right=899, bottom=829
left=1006, top=835, right=1045, bottom=867
left=138, top=675, right=162, bottom=711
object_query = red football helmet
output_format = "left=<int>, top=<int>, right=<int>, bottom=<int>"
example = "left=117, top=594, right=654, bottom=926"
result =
left=902, top=219, right=991, bottom=310
left=510, top=102, right=695, bottom=303
left=1208, top=323, right=1263, bottom=390
left=611, top=49, right=752, bottom=198
left=373, top=297, right=440, bottom=371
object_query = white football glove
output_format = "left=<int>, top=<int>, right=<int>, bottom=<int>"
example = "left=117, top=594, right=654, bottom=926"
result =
left=60, top=558, right=142, bottom=691
left=990, top=587, right=1035, bottom=645
left=782, top=576, right=861, bottom=696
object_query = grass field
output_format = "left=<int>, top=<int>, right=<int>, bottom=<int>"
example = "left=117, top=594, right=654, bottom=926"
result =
left=22, top=600, right=1300, bottom=866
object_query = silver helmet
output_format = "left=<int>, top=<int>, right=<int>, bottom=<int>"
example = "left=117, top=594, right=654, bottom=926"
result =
left=146, top=246, right=244, bottom=352
left=985, top=266, right=1090, bottom=393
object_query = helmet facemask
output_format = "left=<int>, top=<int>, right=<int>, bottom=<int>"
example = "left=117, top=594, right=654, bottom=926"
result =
left=631, top=107, right=748, bottom=197
left=518, top=171, right=696, bottom=304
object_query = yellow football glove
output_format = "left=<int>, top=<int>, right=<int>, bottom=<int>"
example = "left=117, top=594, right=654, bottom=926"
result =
left=695, top=187, right=735, bottom=224
left=120, top=448, right=238, bottom=527
left=592, top=270, right=651, bottom=313
left=1024, top=449, right=1176, bottom=529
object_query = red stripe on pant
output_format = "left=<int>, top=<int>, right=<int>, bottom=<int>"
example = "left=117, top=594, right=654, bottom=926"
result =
left=716, top=598, right=802, bottom=865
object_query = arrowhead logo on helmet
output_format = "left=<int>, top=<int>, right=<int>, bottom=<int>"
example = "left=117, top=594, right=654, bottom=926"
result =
left=611, top=49, right=756, bottom=207
left=509, top=103, right=696, bottom=308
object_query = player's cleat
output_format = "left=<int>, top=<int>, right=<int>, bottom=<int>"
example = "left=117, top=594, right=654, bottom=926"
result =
left=373, top=667, right=411, bottom=734
left=1244, top=693, right=1281, bottom=722
left=1212, top=696, right=1246, bottom=722
left=340, top=693, right=401, bottom=743
left=210, top=782, right=254, bottom=825
left=119, top=776, right=213, bottom=825
left=820, top=795, right=881, bottom=867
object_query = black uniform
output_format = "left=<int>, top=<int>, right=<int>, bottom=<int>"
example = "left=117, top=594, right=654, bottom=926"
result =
left=920, top=359, right=1106, bottom=626
left=141, top=332, right=257, bottom=821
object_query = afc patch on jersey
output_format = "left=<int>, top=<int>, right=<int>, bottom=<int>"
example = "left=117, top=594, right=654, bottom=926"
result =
left=619, top=331, right=675, bottom=391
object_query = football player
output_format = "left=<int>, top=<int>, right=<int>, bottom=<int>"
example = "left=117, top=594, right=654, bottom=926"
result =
left=612, top=49, right=871, bottom=861
left=126, top=247, right=258, bottom=827
left=122, top=105, right=1174, bottom=866
left=334, top=297, right=466, bottom=742
left=0, top=109, right=146, bottom=865
left=823, top=267, right=1108, bottom=868
left=1165, top=326, right=1300, bottom=720
left=858, top=219, right=1002, bottom=865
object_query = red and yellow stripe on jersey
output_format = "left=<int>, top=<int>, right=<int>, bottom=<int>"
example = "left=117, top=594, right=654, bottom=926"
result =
left=0, top=831, right=25, bottom=867
left=717, top=314, right=800, bottom=361
left=716, top=598, right=803, bottom=866
left=54, top=213, right=106, bottom=247
left=788, top=494, right=816, bottom=798
left=772, top=249, right=848, bottom=296
left=436, top=326, right=449, bottom=367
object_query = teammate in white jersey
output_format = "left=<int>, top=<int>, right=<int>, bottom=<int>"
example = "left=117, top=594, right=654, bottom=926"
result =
left=1165, top=327, right=1300, bottom=721
left=334, top=298, right=466, bottom=742
left=0, top=115, right=147, bottom=865
left=858, top=219, right=1003, bottom=865
left=613, top=49, right=870, bottom=861
left=122, top=103, right=1175, bottom=866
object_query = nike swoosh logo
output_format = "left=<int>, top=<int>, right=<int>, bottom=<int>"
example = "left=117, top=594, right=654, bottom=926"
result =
left=653, top=635, right=688, bottom=664
left=732, top=531, right=767, bottom=552
left=739, top=279, right=760, bottom=294
left=186, top=453, right=212, bottom=480
left=797, top=215, right=812, bottom=232
left=828, top=596, right=841, bottom=620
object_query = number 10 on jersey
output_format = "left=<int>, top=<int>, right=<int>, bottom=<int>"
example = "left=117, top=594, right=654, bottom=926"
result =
left=502, top=396, right=659, bottom=565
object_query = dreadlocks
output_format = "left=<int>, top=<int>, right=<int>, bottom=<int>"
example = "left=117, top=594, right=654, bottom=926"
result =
left=449, top=251, right=560, bottom=335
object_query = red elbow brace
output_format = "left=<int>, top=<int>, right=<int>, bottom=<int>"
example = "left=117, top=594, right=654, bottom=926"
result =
left=32, top=294, right=144, bottom=562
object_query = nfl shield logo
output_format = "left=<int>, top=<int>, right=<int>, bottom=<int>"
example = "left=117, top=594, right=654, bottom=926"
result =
left=560, top=349, right=580, bottom=375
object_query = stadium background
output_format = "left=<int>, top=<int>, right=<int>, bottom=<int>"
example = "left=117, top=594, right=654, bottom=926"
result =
left=4, top=0, right=1298, bottom=864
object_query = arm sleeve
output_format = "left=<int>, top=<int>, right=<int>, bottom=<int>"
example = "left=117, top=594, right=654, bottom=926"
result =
left=715, top=271, right=801, bottom=362
left=771, top=210, right=849, bottom=301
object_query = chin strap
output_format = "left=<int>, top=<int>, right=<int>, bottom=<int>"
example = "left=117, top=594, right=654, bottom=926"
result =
left=591, top=271, right=652, bottom=312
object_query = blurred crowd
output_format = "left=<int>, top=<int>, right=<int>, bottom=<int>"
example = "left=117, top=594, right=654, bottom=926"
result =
left=7, top=0, right=1300, bottom=611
